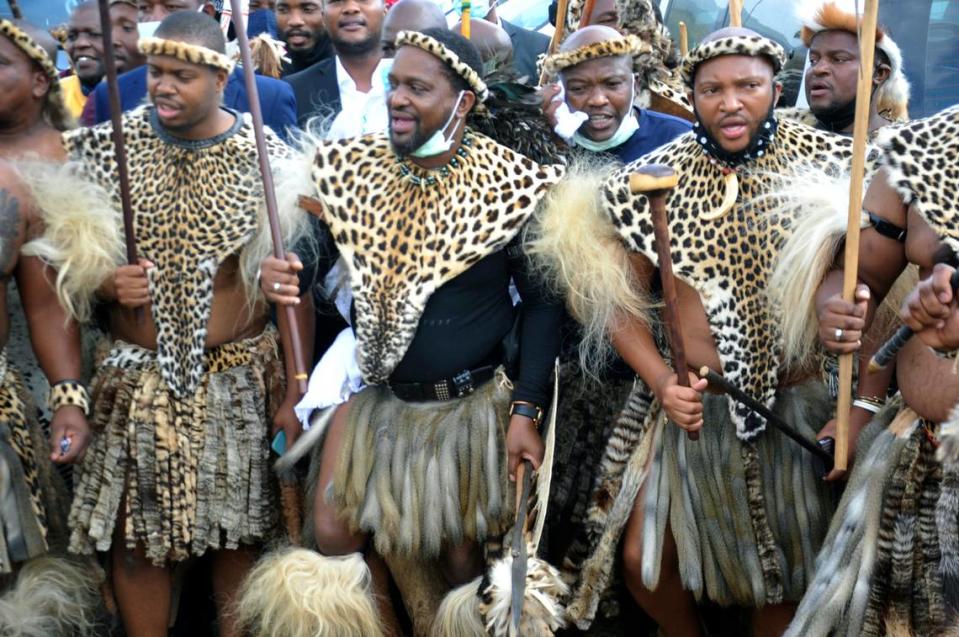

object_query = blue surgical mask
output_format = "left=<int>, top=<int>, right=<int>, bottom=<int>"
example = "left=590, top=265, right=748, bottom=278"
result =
left=410, top=90, right=466, bottom=158
left=571, top=81, right=639, bottom=152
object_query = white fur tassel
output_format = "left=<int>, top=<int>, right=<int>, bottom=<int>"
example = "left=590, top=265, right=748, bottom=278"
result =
left=0, top=556, right=101, bottom=637
left=480, top=554, right=569, bottom=637
left=274, top=406, right=334, bottom=475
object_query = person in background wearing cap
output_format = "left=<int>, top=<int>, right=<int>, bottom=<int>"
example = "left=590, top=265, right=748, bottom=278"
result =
left=532, top=26, right=866, bottom=635
left=84, top=0, right=297, bottom=144
left=779, top=0, right=910, bottom=135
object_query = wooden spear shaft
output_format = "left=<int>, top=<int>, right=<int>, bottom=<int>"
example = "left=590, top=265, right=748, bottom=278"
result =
left=228, top=0, right=309, bottom=394
left=95, top=0, right=138, bottom=270
left=631, top=166, right=698, bottom=441
left=729, top=0, right=742, bottom=27
left=538, top=0, right=569, bottom=85
left=835, top=0, right=880, bottom=471
left=678, top=21, right=689, bottom=58
left=578, top=0, right=597, bottom=28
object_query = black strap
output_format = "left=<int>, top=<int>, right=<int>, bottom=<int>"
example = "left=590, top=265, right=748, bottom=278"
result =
left=389, top=365, right=496, bottom=402
left=867, top=210, right=907, bottom=243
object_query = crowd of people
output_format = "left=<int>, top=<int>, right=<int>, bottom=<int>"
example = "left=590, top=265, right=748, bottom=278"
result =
left=0, top=0, right=958, bottom=636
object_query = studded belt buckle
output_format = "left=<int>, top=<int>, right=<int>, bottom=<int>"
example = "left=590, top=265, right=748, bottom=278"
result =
left=452, top=370, right=475, bottom=398
left=434, top=381, right=451, bottom=401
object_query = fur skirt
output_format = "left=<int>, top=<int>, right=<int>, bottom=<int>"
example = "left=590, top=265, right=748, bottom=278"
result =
left=0, top=354, right=68, bottom=574
left=68, top=328, right=285, bottom=566
left=643, top=381, right=836, bottom=607
left=326, top=369, right=513, bottom=559
left=787, top=404, right=947, bottom=637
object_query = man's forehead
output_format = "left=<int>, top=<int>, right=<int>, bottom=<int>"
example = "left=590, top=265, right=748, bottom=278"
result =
left=277, top=0, right=320, bottom=7
left=809, top=29, right=859, bottom=53
left=694, top=54, right=773, bottom=80
left=69, top=4, right=101, bottom=25
left=562, top=54, right=631, bottom=80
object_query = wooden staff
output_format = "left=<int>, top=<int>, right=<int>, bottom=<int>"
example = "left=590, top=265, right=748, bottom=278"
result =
left=578, top=0, right=597, bottom=29
left=630, top=166, right=698, bottom=441
left=95, top=0, right=139, bottom=272
left=460, top=0, right=471, bottom=38
left=6, top=0, right=21, bottom=19
left=835, top=0, right=880, bottom=471
left=229, top=0, right=309, bottom=394
left=537, top=0, right=569, bottom=85
left=678, top=21, right=689, bottom=58
left=729, top=0, right=742, bottom=27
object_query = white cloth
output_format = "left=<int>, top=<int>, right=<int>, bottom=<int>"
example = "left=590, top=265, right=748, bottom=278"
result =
left=551, top=83, right=589, bottom=141
left=294, top=328, right=366, bottom=429
left=325, top=57, right=391, bottom=141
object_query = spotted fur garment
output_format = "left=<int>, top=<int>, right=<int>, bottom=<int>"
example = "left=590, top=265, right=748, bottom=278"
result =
left=602, top=117, right=857, bottom=439
left=306, top=129, right=565, bottom=384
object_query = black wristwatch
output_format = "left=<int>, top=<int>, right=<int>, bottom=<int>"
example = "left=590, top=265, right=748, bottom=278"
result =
left=509, top=401, right=543, bottom=425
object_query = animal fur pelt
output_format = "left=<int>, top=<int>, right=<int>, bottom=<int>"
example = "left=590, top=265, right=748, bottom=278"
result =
left=234, top=548, right=383, bottom=637
left=431, top=578, right=485, bottom=637
left=938, top=402, right=959, bottom=614
left=0, top=556, right=101, bottom=637
left=468, top=71, right=566, bottom=166
left=525, top=162, right=652, bottom=378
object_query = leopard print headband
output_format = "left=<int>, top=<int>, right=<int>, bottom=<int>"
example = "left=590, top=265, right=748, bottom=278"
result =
left=0, top=19, right=66, bottom=106
left=138, top=36, right=236, bottom=73
left=395, top=30, right=489, bottom=102
left=541, top=34, right=653, bottom=76
left=681, top=34, right=786, bottom=87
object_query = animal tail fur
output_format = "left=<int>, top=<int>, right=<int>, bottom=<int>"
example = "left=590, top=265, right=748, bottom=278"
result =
left=0, top=555, right=102, bottom=637
left=432, top=577, right=486, bottom=637
left=18, top=160, right=124, bottom=323
left=234, top=548, right=383, bottom=637
left=480, top=555, right=569, bottom=636
left=525, top=161, right=652, bottom=377
left=766, top=163, right=865, bottom=370
left=938, top=402, right=959, bottom=613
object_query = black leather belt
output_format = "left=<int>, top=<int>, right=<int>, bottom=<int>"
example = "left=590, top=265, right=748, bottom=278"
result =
left=389, top=365, right=496, bottom=402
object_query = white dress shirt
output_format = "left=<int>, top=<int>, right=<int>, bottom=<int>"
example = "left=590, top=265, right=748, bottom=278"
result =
left=325, top=56, right=392, bottom=140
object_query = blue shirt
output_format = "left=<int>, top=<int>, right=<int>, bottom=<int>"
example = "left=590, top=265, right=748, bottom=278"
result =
left=612, top=108, right=692, bottom=164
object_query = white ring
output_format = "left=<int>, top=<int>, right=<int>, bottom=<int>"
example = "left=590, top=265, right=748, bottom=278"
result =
left=835, top=328, right=844, bottom=342
left=272, top=282, right=281, bottom=292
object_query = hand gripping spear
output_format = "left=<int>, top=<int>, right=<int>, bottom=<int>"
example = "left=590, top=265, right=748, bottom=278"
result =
left=95, top=0, right=139, bottom=292
left=228, top=0, right=309, bottom=396
left=630, top=165, right=698, bottom=441
left=834, top=0, right=880, bottom=471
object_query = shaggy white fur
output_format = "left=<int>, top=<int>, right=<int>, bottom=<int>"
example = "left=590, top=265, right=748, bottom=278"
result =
left=0, top=556, right=101, bottom=637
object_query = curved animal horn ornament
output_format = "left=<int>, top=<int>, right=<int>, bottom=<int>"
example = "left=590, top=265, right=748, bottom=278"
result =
left=701, top=170, right=739, bottom=221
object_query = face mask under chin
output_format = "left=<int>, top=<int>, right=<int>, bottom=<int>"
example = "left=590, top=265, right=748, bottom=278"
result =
left=409, top=90, right=466, bottom=159
left=569, top=80, right=638, bottom=153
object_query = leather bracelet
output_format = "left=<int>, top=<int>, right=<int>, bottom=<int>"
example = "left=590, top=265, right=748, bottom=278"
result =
left=509, top=401, right=543, bottom=426
left=48, top=379, right=90, bottom=416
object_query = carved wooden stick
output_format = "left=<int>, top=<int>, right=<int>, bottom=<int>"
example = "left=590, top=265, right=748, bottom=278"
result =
left=630, top=166, right=698, bottom=441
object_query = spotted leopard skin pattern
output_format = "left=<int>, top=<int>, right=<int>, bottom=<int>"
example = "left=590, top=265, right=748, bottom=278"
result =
left=604, top=117, right=857, bottom=439
left=62, top=105, right=288, bottom=397
left=309, top=130, right=564, bottom=383
left=877, top=103, right=959, bottom=254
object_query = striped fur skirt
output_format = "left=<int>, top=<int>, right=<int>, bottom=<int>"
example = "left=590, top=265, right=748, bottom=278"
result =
left=0, top=352, right=69, bottom=574
left=68, top=328, right=284, bottom=566
left=641, top=381, right=836, bottom=607
left=788, top=403, right=947, bottom=637
left=321, top=368, right=513, bottom=559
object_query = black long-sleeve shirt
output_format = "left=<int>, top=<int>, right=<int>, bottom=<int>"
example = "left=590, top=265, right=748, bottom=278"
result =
left=308, top=226, right=560, bottom=408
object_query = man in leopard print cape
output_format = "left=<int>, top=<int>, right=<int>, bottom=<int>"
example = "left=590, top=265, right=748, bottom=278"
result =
left=530, top=26, right=865, bottom=635
left=778, top=0, right=910, bottom=135
left=246, top=27, right=566, bottom=636
left=21, top=12, right=311, bottom=637
left=791, top=103, right=959, bottom=637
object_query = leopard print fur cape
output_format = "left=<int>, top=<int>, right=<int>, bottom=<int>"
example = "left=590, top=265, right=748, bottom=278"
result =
left=304, top=129, right=564, bottom=384
left=32, top=105, right=293, bottom=398
left=877, top=103, right=959, bottom=255
left=603, top=117, right=857, bottom=439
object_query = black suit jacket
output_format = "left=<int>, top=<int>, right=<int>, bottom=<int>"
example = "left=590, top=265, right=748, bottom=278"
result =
left=284, top=57, right=341, bottom=128
left=501, top=19, right=550, bottom=83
